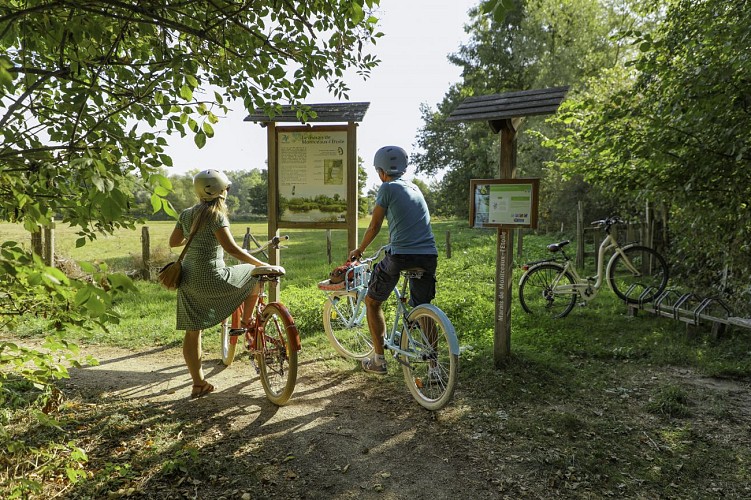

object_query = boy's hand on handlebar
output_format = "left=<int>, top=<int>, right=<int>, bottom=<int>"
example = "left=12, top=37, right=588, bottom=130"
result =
left=348, top=248, right=363, bottom=262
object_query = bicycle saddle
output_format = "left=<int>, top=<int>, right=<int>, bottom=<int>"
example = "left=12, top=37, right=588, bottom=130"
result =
left=252, top=265, right=286, bottom=277
left=401, top=267, right=426, bottom=277
left=401, top=266, right=426, bottom=272
left=547, top=241, right=570, bottom=252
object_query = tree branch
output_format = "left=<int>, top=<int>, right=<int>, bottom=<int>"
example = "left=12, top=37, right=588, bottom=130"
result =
left=0, top=68, right=69, bottom=129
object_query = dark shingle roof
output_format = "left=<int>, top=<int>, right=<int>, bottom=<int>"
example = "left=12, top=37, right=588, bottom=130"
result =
left=447, top=86, right=569, bottom=124
left=244, top=102, right=370, bottom=124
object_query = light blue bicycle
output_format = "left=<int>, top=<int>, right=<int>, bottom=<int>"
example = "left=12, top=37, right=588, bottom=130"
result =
left=320, top=246, right=459, bottom=410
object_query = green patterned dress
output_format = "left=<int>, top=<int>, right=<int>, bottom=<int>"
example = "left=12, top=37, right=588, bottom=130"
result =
left=175, top=206, right=258, bottom=330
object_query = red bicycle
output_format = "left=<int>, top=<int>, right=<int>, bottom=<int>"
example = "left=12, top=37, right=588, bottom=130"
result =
left=220, top=235, right=300, bottom=405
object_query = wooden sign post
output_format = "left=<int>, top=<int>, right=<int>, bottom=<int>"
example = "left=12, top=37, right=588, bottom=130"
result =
left=245, top=103, right=369, bottom=302
left=448, top=87, right=568, bottom=367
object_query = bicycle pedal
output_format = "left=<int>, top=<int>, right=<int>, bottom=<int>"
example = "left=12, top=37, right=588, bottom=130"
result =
left=228, top=328, right=245, bottom=336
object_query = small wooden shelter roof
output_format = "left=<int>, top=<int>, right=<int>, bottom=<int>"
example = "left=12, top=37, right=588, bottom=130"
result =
left=244, top=102, right=370, bottom=124
left=447, top=86, right=568, bottom=132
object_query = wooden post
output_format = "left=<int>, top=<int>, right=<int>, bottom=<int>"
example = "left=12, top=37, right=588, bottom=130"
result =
left=267, top=121, right=281, bottom=302
left=43, top=218, right=55, bottom=266
left=494, top=120, right=517, bottom=368
left=516, top=228, right=524, bottom=260
left=242, top=228, right=251, bottom=250
left=575, top=201, right=584, bottom=269
left=326, top=229, right=332, bottom=264
left=31, top=230, right=42, bottom=257
left=645, top=202, right=654, bottom=249
left=141, top=226, right=150, bottom=279
left=446, top=230, right=452, bottom=259
left=346, top=122, right=359, bottom=254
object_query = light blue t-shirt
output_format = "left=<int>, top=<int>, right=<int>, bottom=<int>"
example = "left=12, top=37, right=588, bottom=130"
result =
left=375, top=177, right=437, bottom=255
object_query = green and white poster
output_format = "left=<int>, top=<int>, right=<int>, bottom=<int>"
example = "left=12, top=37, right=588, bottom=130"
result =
left=277, top=129, right=347, bottom=223
left=470, top=179, right=539, bottom=229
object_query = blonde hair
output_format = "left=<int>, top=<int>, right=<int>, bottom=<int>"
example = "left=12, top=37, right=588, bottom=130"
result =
left=190, top=196, right=228, bottom=233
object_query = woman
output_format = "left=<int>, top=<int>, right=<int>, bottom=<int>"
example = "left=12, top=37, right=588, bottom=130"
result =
left=169, top=169, right=268, bottom=398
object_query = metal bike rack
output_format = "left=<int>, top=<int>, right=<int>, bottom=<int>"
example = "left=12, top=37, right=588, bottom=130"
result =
left=628, top=288, right=751, bottom=338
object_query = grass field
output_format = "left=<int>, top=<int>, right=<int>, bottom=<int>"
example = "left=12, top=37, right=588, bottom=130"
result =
left=3, top=218, right=751, bottom=498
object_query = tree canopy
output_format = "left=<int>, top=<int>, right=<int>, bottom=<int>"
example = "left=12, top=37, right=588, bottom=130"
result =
left=1, top=0, right=380, bottom=237
left=412, top=0, right=641, bottom=224
left=548, top=0, right=751, bottom=308
left=0, top=0, right=381, bottom=350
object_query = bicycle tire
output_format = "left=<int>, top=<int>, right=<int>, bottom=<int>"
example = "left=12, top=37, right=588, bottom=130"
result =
left=518, top=263, right=577, bottom=319
left=256, top=303, right=298, bottom=406
left=608, top=245, right=668, bottom=304
left=400, top=305, right=458, bottom=411
left=323, top=291, right=374, bottom=360
left=220, top=319, right=237, bottom=367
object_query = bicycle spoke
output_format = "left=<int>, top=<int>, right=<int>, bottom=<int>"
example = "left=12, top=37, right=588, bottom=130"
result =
left=323, top=291, right=373, bottom=359
left=519, top=263, right=577, bottom=318
left=257, top=304, right=297, bottom=405
left=401, top=306, right=458, bottom=410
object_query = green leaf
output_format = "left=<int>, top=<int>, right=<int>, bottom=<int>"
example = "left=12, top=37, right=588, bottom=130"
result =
left=0, top=55, right=15, bottom=92
left=194, top=131, right=207, bottom=148
left=78, top=261, right=96, bottom=273
left=179, top=85, right=193, bottom=101
left=107, top=273, right=137, bottom=292
left=150, top=174, right=172, bottom=189
left=162, top=199, right=178, bottom=219
left=150, top=193, right=162, bottom=213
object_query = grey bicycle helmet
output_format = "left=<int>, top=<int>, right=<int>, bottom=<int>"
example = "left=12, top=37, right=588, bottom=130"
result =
left=373, top=146, right=408, bottom=176
left=193, top=169, right=231, bottom=201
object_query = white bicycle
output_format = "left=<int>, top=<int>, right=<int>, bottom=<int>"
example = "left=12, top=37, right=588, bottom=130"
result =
left=519, top=216, right=669, bottom=318
left=320, top=246, right=459, bottom=410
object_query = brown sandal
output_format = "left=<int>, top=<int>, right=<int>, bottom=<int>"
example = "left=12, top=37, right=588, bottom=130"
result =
left=191, top=381, right=214, bottom=399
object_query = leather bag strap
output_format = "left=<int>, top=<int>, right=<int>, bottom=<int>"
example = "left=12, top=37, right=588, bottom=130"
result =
left=176, top=214, right=201, bottom=262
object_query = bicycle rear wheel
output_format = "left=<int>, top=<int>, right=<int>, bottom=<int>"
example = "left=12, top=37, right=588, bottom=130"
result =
left=256, top=303, right=298, bottom=406
left=323, top=291, right=374, bottom=359
left=608, top=245, right=668, bottom=304
left=518, top=263, right=577, bottom=319
left=400, top=305, right=458, bottom=411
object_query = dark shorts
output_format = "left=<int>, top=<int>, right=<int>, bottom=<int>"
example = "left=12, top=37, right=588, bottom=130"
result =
left=367, top=253, right=437, bottom=307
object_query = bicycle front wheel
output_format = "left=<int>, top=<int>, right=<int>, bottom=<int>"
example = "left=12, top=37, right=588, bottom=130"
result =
left=323, top=291, right=374, bottom=359
left=256, top=303, right=298, bottom=406
left=608, top=245, right=668, bottom=304
left=220, top=319, right=237, bottom=367
left=519, top=263, right=577, bottom=318
left=400, top=305, right=458, bottom=411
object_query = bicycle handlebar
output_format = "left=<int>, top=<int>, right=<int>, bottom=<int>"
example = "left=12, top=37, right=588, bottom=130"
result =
left=590, top=216, right=624, bottom=228
left=247, top=235, right=290, bottom=255
left=355, top=245, right=388, bottom=266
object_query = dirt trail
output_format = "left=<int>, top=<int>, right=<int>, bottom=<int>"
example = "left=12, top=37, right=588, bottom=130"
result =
left=58, top=342, right=751, bottom=499
left=63, top=343, right=503, bottom=499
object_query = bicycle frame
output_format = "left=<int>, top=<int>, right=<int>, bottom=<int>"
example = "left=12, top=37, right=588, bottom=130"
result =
left=384, top=271, right=423, bottom=364
left=540, top=231, right=643, bottom=304
left=322, top=264, right=415, bottom=360
left=228, top=274, right=301, bottom=353
left=322, top=249, right=459, bottom=361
